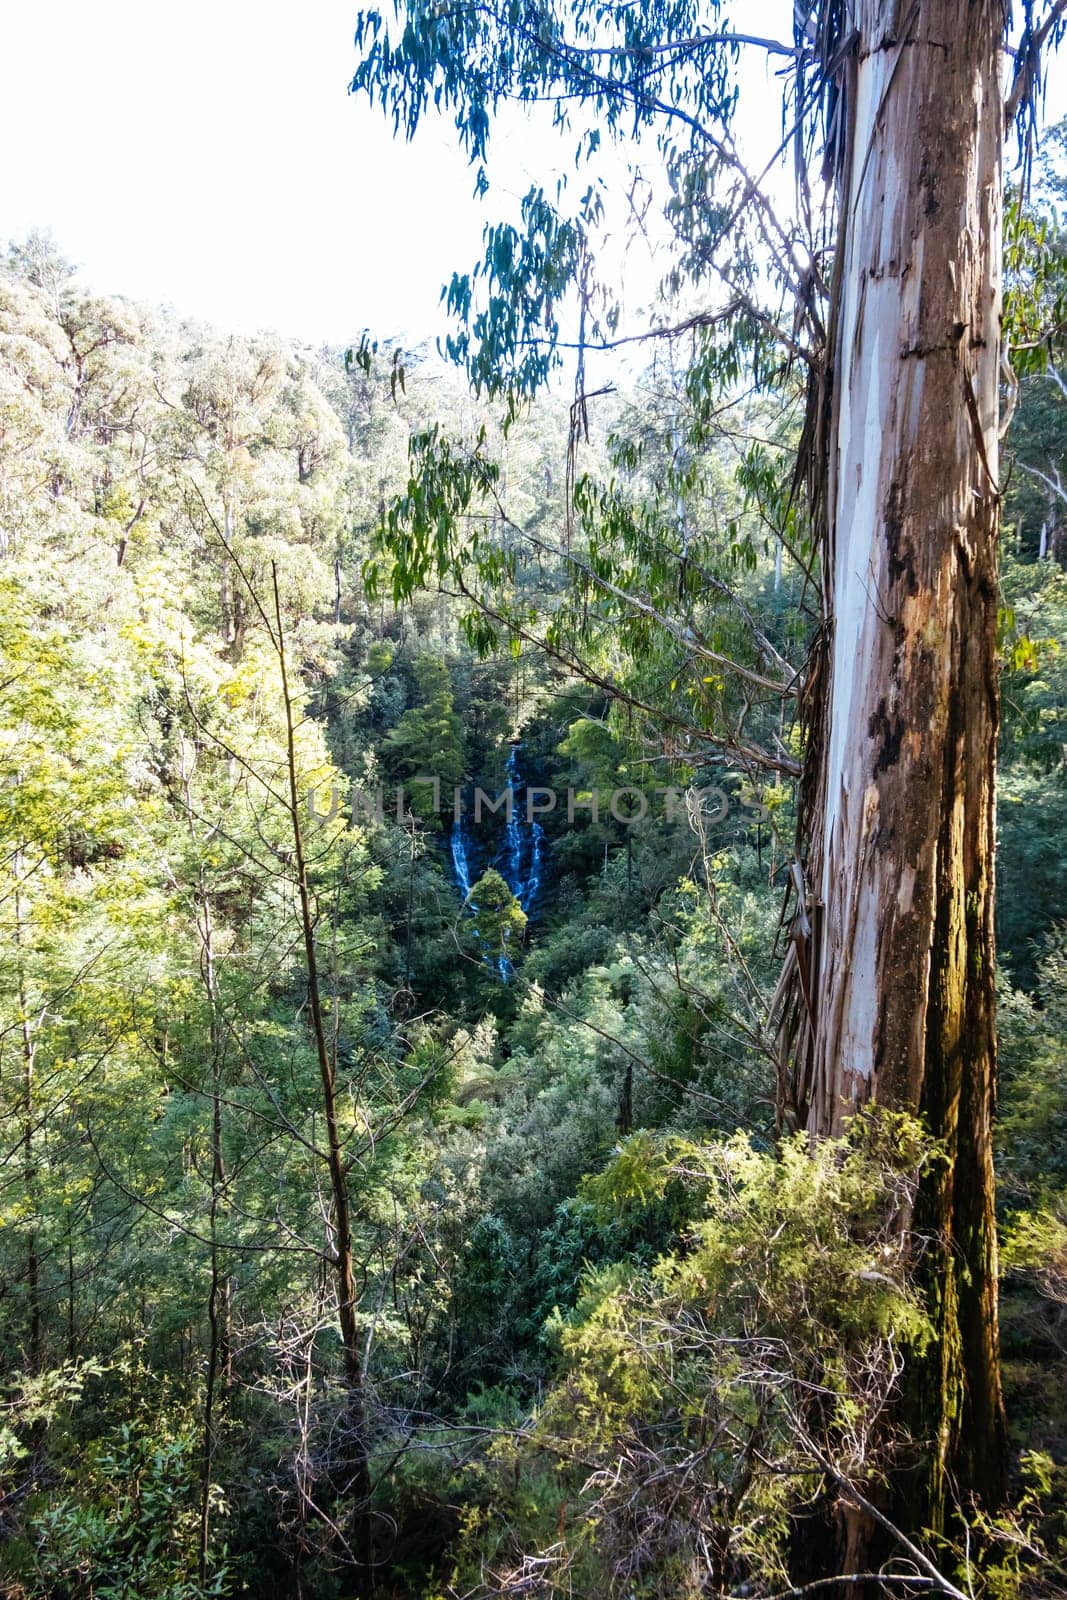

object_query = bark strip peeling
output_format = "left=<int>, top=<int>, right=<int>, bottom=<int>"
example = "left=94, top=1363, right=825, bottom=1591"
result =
left=789, top=0, right=1008, bottom=1524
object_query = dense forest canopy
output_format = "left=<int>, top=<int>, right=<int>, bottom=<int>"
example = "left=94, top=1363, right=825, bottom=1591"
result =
left=1, top=3, right=1067, bottom=1598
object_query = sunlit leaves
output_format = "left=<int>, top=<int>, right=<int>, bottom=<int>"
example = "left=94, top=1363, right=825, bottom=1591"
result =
left=1004, top=187, right=1067, bottom=376
left=443, top=187, right=584, bottom=408
left=350, top=0, right=772, bottom=412
left=364, top=421, right=503, bottom=603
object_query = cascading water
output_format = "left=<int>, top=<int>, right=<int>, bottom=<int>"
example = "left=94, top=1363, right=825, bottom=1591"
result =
left=492, top=743, right=549, bottom=917
left=447, top=742, right=551, bottom=978
left=449, top=812, right=477, bottom=903
left=523, top=823, right=549, bottom=914
left=497, top=744, right=524, bottom=895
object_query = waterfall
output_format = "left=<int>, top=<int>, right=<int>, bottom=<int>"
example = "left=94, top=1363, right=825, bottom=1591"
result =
left=492, top=743, right=547, bottom=917
left=523, top=823, right=549, bottom=914
left=449, top=811, right=477, bottom=903
left=497, top=745, right=524, bottom=899
left=446, top=742, right=551, bottom=978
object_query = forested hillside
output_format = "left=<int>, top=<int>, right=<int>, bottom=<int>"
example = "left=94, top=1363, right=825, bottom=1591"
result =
left=0, top=123, right=1065, bottom=1600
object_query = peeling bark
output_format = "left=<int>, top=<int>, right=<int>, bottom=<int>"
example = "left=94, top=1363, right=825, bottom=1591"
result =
left=790, top=0, right=1008, bottom=1527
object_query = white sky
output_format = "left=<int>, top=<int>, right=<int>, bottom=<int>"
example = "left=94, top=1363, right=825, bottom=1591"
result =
left=2, top=1, right=1064, bottom=349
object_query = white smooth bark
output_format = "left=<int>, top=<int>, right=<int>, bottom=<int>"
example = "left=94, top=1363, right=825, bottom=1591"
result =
left=787, top=0, right=1008, bottom=1519
left=809, top=0, right=1002, bottom=1132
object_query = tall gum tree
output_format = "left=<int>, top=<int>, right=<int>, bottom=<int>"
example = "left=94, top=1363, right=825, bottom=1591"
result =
left=350, top=0, right=1067, bottom=1551
left=796, top=0, right=1008, bottom=1527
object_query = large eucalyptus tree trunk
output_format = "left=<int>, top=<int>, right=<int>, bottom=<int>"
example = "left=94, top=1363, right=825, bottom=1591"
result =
left=791, top=0, right=1008, bottom=1527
